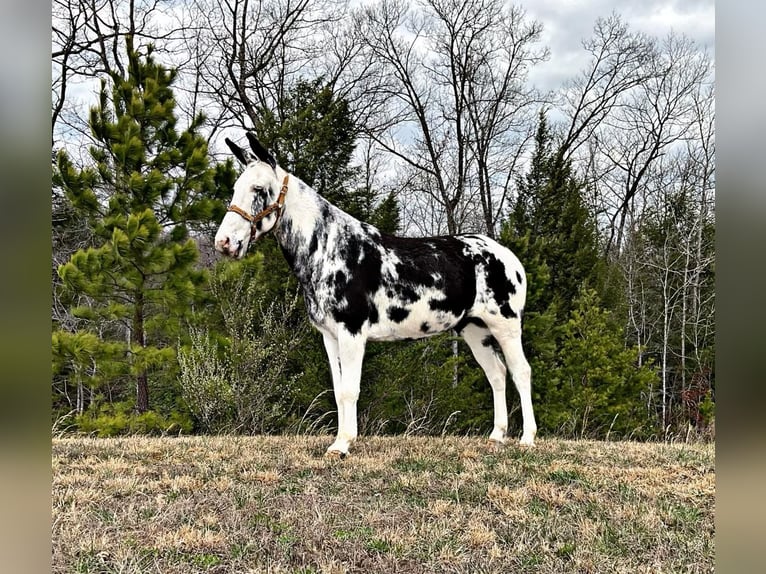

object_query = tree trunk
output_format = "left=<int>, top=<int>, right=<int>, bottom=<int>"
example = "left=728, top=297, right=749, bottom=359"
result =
left=76, top=374, right=84, bottom=415
left=133, top=291, right=149, bottom=413
left=136, top=372, right=149, bottom=413
left=452, top=339, right=459, bottom=388
left=661, top=266, right=670, bottom=433
left=680, top=251, right=689, bottom=423
left=477, top=159, right=495, bottom=238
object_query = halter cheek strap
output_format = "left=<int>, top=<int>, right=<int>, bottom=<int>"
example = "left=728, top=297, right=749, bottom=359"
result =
left=227, top=175, right=289, bottom=240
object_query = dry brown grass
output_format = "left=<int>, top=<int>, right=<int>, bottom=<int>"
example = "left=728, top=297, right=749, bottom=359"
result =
left=52, top=435, right=714, bottom=573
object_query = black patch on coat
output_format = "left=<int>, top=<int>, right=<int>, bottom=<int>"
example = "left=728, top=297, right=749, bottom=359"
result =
left=308, top=229, right=319, bottom=253
left=394, top=284, right=419, bottom=304
left=307, top=216, right=331, bottom=259
left=420, top=322, right=431, bottom=333
left=481, top=334, right=495, bottom=347
left=387, top=306, right=410, bottom=323
left=331, top=235, right=383, bottom=335
left=483, top=252, right=518, bottom=319
left=454, top=316, right=488, bottom=333
left=277, top=219, right=302, bottom=277
left=500, top=302, right=517, bottom=318
left=377, top=235, right=478, bottom=320
left=395, top=261, right=435, bottom=288
left=368, top=304, right=379, bottom=325
left=333, top=270, right=347, bottom=301
left=516, top=270, right=523, bottom=284
left=279, top=243, right=296, bottom=270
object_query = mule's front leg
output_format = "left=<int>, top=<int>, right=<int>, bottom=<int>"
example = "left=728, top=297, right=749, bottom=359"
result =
left=326, top=329, right=366, bottom=457
left=321, top=332, right=345, bottom=453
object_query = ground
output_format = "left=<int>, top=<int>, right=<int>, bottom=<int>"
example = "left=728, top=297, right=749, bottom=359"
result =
left=52, top=435, right=714, bottom=573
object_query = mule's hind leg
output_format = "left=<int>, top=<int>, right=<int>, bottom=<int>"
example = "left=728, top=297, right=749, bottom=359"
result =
left=492, top=326, right=537, bottom=446
left=461, top=323, right=509, bottom=444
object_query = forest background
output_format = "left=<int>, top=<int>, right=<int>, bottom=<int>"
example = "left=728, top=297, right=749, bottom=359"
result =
left=51, top=0, right=715, bottom=441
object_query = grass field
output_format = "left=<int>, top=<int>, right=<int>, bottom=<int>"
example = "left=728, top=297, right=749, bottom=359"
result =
left=52, top=435, right=714, bottom=573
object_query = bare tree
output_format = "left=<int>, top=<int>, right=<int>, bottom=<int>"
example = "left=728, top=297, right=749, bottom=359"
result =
left=52, top=0, right=196, bottom=158
left=676, top=83, right=715, bottom=428
left=452, top=2, right=547, bottom=236
left=557, top=18, right=715, bottom=433
left=686, top=83, right=715, bottom=374
left=184, top=0, right=348, bottom=141
left=353, top=0, right=546, bottom=236
left=557, top=14, right=653, bottom=164
left=596, top=33, right=713, bottom=256
left=619, top=141, right=714, bottom=433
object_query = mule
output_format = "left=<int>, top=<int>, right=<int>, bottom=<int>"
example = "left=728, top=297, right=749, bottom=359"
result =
left=214, top=133, right=537, bottom=456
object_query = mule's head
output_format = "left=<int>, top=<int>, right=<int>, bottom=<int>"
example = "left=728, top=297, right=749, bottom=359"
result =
left=215, top=133, right=281, bottom=258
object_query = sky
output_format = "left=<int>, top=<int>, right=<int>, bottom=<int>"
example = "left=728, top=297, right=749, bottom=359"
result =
left=523, top=0, right=715, bottom=91
left=52, top=0, right=715, bottom=156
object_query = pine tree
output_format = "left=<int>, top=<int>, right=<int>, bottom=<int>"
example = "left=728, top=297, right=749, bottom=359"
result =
left=369, top=191, right=400, bottom=234
left=54, top=43, right=234, bottom=415
left=254, top=80, right=356, bottom=209
left=507, top=110, right=604, bottom=314
left=499, top=111, right=617, bottom=436
left=545, top=288, right=657, bottom=438
left=253, top=78, right=397, bottom=226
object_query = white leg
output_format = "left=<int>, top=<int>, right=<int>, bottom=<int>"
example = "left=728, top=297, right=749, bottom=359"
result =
left=494, top=328, right=537, bottom=446
left=321, top=331, right=344, bottom=447
left=461, top=324, right=509, bottom=444
left=326, top=328, right=366, bottom=456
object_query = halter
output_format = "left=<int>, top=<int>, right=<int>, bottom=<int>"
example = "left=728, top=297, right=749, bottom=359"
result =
left=227, top=175, right=290, bottom=240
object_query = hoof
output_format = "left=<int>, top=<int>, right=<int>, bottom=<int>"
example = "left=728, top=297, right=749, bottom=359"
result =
left=487, top=439, right=506, bottom=452
left=519, top=437, right=535, bottom=447
left=324, top=449, right=347, bottom=460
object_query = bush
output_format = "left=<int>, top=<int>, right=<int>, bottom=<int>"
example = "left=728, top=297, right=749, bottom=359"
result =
left=536, top=288, right=658, bottom=439
left=178, top=259, right=307, bottom=434
left=177, top=327, right=235, bottom=433
left=74, top=402, right=193, bottom=436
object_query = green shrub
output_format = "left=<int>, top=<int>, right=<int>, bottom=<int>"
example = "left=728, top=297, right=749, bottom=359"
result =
left=74, top=402, right=192, bottom=436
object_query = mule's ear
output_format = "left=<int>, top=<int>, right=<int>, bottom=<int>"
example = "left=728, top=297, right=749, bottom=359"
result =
left=225, top=137, right=251, bottom=165
left=246, top=132, right=277, bottom=169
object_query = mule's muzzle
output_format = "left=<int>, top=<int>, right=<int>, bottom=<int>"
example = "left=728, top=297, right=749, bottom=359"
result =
left=215, top=236, right=243, bottom=258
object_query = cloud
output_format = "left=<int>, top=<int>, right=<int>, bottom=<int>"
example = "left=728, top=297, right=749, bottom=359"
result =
left=524, top=0, right=714, bottom=91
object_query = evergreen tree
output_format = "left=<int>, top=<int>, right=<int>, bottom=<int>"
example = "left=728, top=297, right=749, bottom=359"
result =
left=369, top=191, right=401, bottom=234
left=51, top=331, right=123, bottom=417
left=54, top=43, right=234, bottom=415
left=507, top=110, right=604, bottom=314
left=254, top=79, right=357, bottom=210
left=253, top=78, right=397, bottom=226
left=499, top=111, right=636, bottom=436
left=544, top=288, right=657, bottom=438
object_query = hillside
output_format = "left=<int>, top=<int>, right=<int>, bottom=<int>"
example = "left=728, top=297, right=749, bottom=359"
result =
left=52, top=435, right=714, bottom=573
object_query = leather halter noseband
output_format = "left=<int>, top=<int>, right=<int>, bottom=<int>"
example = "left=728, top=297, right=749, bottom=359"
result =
left=227, top=175, right=289, bottom=240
